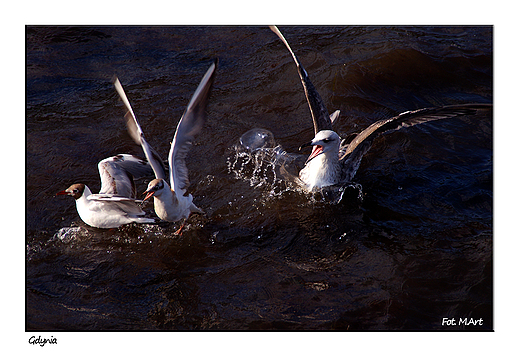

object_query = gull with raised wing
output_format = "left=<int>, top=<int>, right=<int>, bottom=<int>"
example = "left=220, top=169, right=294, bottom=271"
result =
left=113, top=59, right=217, bottom=233
left=57, top=154, right=156, bottom=228
left=270, top=26, right=492, bottom=192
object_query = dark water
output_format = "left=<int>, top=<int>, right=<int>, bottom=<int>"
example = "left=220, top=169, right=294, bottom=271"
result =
left=26, top=26, right=492, bottom=331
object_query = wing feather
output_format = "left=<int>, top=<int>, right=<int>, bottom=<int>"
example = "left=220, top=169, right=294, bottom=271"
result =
left=88, top=194, right=142, bottom=202
left=338, top=103, right=492, bottom=182
left=270, top=26, right=333, bottom=134
left=87, top=194, right=147, bottom=216
left=113, top=77, right=167, bottom=181
left=98, top=154, right=153, bottom=197
left=169, top=59, right=217, bottom=194
left=339, top=103, right=492, bottom=160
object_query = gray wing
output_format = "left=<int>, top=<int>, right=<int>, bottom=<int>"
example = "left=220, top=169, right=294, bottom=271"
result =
left=169, top=59, right=217, bottom=194
left=88, top=194, right=141, bottom=202
left=339, top=103, right=492, bottom=182
left=270, top=26, right=335, bottom=134
left=87, top=194, right=147, bottom=216
left=113, top=77, right=167, bottom=181
left=98, top=154, right=153, bottom=198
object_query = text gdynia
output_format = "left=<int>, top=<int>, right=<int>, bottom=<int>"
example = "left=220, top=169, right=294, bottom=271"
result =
left=28, top=336, right=57, bottom=347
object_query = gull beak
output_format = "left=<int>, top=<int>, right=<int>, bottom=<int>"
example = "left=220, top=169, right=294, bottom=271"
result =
left=299, top=139, right=323, bottom=163
left=56, top=190, right=69, bottom=196
left=306, top=145, right=324, bottom=162
left=143, top=189, right=155, bottom=202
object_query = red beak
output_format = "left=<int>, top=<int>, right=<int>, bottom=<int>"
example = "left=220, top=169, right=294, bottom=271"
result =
left=56, top=190, right=69, bottom=196
left=307, top=145, right=323, bottom=162
left=143, top=190, right=155, bottom=202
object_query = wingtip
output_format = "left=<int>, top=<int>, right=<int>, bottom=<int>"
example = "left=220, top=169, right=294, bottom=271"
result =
left=330, top=110, right=341, bottom=125
left=111, top=75, right=121, bottom=87
left=112, top=76, right=126, bottom=96
left=269, top=25, right=286, bottom=43
left=205, top=58, right=218, bottom=78
left=269, top=25, right=303, bottom=71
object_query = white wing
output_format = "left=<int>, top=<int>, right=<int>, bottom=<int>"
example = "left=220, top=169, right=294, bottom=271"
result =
left=169, top=59, right=217, bottom=194
left=113, top=77, right=167, bottom=181
left=98, top=154, right=153, bottom=198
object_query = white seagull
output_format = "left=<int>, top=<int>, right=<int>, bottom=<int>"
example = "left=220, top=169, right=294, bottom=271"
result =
left=57, top=154, right=156, bottom=228
left=113, top=59, right=217, bottom=233
left=270, top=26, right=492, bottom=192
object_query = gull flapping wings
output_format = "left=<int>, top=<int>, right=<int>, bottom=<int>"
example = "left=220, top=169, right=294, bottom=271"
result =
left=113, top=77, right=167, bottom=181
left=270, top=26, right=492, bottom=188
left=270, top=26, right=337, bottom=134
left=168, top=59, right=218, bottom=195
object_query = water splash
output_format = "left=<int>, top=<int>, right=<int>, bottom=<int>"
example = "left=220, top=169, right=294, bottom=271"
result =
left=227, top=143, right=289, bottom=191
left=239, top=128, right=276, bottom=151
left=52, top=226, right=88, bottom=243
left=227, top=128, right=297, bottom=198
left=311, top=183, right=364, bottom=205
left=228, top=128, right=363, bottom=205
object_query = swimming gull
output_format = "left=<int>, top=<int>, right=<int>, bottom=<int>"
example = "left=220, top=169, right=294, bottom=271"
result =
left=56, top=154, right=156, bottom=228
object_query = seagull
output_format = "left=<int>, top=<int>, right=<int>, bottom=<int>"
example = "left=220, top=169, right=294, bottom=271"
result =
left=56, top=154, right=156, bottom=229
left=113, top=59, right=217, bottom=233
left=270, top=26, right=492, bottom=192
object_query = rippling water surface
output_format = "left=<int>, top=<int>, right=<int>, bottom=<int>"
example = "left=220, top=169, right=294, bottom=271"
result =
left=26, top=26, right=492, bottom=330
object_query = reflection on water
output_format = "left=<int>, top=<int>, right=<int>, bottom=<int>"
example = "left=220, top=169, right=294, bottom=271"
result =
left=26, top=26, right=492, bottom=331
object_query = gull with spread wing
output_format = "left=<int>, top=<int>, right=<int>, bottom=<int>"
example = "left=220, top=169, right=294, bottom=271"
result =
left=270, top=26, right=492, bottom=192
left=113, top=60, right=217, bottom=233
left=57, top=154, right=156, bottom=228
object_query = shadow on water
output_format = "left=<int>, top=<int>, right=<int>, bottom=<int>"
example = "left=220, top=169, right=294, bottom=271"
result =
left=26, top=26, right=492, bottom=331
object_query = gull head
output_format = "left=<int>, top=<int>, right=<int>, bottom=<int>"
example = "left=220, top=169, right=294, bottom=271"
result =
left=143, top=178, right=167, bottom=201
left=300, top=130, right=341, bottom=162
left=56, top=183, right=86, bottom=200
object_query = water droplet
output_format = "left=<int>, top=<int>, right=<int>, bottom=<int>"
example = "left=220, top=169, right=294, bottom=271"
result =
left=239, top=128, right=275, bottom=150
